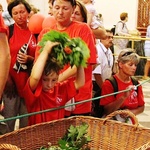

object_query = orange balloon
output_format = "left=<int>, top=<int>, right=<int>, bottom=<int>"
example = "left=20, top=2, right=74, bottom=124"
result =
left=42, top=16, right=56, bottom=29
left=28, top=13, right=45, bottom=34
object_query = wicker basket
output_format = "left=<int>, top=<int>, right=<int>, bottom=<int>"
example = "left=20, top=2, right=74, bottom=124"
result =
left=0, top=110, right=150, bottom=150
left=0, top=144, right=21, bottom=150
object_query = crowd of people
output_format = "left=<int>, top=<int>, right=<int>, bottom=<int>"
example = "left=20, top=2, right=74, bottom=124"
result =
left=0, top=0, right=145, bottom=134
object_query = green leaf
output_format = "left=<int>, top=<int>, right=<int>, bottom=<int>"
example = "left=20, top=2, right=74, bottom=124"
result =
left=38, top=30, right=90, bottom=68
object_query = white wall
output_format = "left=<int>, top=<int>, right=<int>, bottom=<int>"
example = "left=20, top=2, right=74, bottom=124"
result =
left=94, top=0, right=138, bottom=30
left=27, top=0, right=49, bottom=17
left=0, top=0, right=49, bottom=16
left=0, top=0, right=138, bottom=30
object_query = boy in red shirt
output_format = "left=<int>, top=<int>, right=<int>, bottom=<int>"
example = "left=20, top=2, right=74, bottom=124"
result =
left=23, top=41, right=85, bottom=126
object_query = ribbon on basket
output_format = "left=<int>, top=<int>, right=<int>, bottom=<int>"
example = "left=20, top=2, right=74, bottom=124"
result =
left=13, top=35, right=32, bottom=73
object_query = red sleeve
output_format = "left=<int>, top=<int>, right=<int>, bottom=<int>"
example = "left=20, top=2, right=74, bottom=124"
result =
left=100, top=80, right=115, bottom=106
left=0, top=13, right=8, bottom=35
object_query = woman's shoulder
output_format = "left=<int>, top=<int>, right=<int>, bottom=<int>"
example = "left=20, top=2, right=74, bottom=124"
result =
left=70, top=21, right=92, bottom=33
left=71, top=21, right=89, bottom=27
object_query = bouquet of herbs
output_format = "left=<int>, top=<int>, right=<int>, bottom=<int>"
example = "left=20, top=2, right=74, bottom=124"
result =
left=38, top=30, right=90, bottom=68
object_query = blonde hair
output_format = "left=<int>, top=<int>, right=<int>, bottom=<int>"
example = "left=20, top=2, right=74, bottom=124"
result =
left=118, top=48, right=140, bottom=65
left=0, top=3, right=3, bottom=12
left=120, top=12, right=128, bottom=21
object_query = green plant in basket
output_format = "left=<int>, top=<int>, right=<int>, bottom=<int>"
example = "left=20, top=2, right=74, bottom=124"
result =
left=38, top=30, right=90, bottom=68
left=38, top=123, right=91, bottom=150
left=58, top=123, right=91, bottom=150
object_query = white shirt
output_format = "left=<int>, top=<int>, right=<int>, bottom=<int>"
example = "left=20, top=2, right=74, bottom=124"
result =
left=2, top=10, right=14, bottom=26
left=92, top=40, right=114, bottom=81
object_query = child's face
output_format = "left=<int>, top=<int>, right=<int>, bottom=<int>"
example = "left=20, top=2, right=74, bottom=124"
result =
left=42, top=71, right=59, bottom=91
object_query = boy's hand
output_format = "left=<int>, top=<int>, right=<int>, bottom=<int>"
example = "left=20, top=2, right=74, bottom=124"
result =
left=43, top=41, right=59, bottom=53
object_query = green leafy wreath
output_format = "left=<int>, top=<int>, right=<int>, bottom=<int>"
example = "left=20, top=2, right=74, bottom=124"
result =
left=38, top=30, right=90, bottom=68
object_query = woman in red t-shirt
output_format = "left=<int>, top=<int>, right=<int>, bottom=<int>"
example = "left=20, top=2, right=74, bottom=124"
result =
left=36, top=0, right=97, bottom=116
left=23, top=41, right=85, bottom=125
left=2, top=0, right=37, bottom=132
left=100, top=49, right=145, bottom=122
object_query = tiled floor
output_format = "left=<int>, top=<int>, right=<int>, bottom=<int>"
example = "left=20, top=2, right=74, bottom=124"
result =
left=136, top=77, right=150, bottom=128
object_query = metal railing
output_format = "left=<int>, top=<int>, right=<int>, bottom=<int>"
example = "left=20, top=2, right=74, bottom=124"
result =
left=113, top=35, right=150, bottom=59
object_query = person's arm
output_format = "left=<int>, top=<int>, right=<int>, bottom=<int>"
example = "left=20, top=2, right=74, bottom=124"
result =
left=92, top=27, right=107, bottom=40
left=58, top=65, right=77, bottom=82
left=129, top=105, right=144, bottom=116
left=74, top=66, right=85, bottom=90
left=94, top=73, right=103, bottom=88
left=0, top=33, right=11, bottom=100
left=103, top=85, right=136, bottom=115
left=29, top=41, right=59, bottom=91
left=103, top=95, right=127, bottom=115
left=87, top=12, right=93, bottom=27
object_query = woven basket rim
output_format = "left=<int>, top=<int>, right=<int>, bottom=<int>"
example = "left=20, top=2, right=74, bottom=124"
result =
left=0, top=110, right=150, bottom=150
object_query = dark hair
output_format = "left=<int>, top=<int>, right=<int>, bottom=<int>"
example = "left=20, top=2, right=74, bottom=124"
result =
left=106, top=29, right=113, bottom=34
left=8, top=0, right=31, bottom=17
left=51, top=0, right=76, bottom=7
left=44, top=57, right=63, bottom=76
left=76, top=0, right=87, bottom=23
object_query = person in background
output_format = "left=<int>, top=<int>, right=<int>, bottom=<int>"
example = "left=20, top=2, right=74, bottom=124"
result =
left=100, top=49, right=145, bottom=123
left=48, top=0, right=53, bottom=16
left=114, top=12, right=131, bottom=49
left=96, top=13, right=104, bottom=27
left=2, top=0, right=37, bottom=132
left=80, top=0, right=107, bottom=40
left=92, top=29, right=114, bottom=117
left=143, top=24, right=150, bottom=80
left=36, top=0, right=97, bottom=117
left=28, top=4, right=40, bottom=19
left=71, top=0, right=87, bottom=23
left=113, top=12, right=131, bottom=73
left=2, top=0, right=14, bottom=26
left=23, top=41, right=85, bottom=125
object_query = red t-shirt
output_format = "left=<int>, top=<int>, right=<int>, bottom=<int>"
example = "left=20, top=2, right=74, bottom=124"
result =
left=0, top=13, right=8, bottom=34
left=100, top=75, right=145, bottom=109
left=9, top=24, right=37, bottom=97
left=23, top=78, right=77, bottom=125
left=36, top=21, right=97, bottom=114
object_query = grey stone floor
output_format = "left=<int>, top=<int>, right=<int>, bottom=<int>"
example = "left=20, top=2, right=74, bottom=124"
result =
left=136, top=78, right=150, bottom=128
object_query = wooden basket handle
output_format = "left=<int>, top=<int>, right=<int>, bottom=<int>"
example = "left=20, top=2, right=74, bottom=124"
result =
left=0, top=144, right=21, bottom=150
left=136, top=142, right=150, bottom=150
left=103, top=110, right=139, bottom=126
